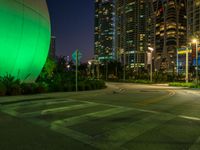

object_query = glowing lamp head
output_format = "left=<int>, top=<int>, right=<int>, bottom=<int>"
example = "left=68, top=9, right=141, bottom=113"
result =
left=192, top=39, right=198, bottom=43
left=148, top=47, right=154, bottom=52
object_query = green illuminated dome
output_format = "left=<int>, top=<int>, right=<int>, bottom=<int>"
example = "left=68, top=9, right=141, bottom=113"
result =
left=0, top=0, right=51, bottom=82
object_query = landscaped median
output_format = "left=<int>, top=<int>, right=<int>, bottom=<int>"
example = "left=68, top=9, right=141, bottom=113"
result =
left=112, top=79, right=153, bottom=84
left=169, top=82, right=200, bottom=88
left=0, top=74, right=106, bottom=96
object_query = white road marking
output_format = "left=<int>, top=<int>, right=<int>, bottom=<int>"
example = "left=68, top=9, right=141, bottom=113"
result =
left=178, top=115, right=200, bottom=121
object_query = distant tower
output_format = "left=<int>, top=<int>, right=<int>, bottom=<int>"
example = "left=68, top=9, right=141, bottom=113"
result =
left=187, top=0, right=200, bottom=38
left=152, top=0, right=187, bottom=72
left=187, top=0, right=200, bottom=69
left=49, top=36, right=56, bottom=59
left=94, top=0, right=115, bottom=62
left=115, top=0, right=151, bottom=71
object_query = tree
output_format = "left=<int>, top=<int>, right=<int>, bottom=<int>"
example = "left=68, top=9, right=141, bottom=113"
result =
left=37, top=57, right=56, bottom=82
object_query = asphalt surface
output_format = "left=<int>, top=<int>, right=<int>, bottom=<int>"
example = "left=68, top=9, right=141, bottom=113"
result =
left=1, top=82, right=200, bottom=150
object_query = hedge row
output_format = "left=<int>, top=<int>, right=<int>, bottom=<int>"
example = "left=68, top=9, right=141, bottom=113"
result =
left=0, top=75, right=106, bottom=96
left=48, top=79, right=106, bottom=92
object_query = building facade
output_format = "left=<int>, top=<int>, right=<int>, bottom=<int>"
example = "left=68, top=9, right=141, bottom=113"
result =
left=152, top=0, right=187, bottom=72
left=187, top=0, right=200, bottom=70
left=115, top=0, right=152, bottom=72
left=187, top=0, right=200, bottom=38
left=94, top=0, right=115, bottom=62
left=94, top=0, right=189, bottom=74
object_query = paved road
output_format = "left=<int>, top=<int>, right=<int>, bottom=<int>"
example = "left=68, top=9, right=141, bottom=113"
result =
left=1, top=82, right=200, bottom=150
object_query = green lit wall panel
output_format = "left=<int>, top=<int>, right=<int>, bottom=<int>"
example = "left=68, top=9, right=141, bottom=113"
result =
left=0, top=0, right=51, bottom=82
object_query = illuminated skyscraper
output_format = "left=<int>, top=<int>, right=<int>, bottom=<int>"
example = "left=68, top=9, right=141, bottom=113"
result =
left=187, top=0, right=200, bottom=71
left=152, top=0, right=187, bottom=72
left=187, top=0, right=200, bottom=38
left=115, top=0, right=152, bottom=71
left=94, top=0, right=115, bottom=62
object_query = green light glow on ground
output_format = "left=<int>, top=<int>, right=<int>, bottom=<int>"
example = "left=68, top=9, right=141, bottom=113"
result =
left=0, top=0, right=51, bottom=82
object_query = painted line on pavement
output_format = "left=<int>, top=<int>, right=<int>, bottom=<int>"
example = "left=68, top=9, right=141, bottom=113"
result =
left=178, top=115, right=200, bottom=121
left=1, top=98, right=75, bottom=109
left=21, top=102, right=99, bottom=117
left=137, top=90, right=176, bottom=106
left=41, top=102, right=99, bottom=115
left=52, top=107, right=131, bottom=127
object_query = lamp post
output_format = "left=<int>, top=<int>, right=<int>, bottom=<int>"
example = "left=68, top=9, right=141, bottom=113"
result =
left=88, top=60, right=92, bottom=78
left=192, top=39, right=199, bottom=85
left=186, top=46, right=189, bottom=83
left=148, top=47, right=154, bottom=82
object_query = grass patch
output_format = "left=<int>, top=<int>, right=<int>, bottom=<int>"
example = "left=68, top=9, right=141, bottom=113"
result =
left=168, top=82, right=200, bottom=88
left=113, top=79, right=153, bottom=84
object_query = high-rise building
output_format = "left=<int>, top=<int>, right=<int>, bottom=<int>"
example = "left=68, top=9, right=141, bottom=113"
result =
left=187, top=0, right=200, bottom=64
left=94, top=0, right=115, bottom=62
left=115, top=0, right=152, bottom=71
left=187, top=0, right=200, bottom=38
left=152, top=0, right=187, bottom=72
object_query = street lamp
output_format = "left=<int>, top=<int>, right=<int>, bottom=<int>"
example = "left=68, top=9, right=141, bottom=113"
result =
left=148, top=47, right=154, bottom=82
left=192, top=38, right=199, bottom=85
left=88, top=60, right=93, bottom=78
left=185, top=46, right=189, bottom=83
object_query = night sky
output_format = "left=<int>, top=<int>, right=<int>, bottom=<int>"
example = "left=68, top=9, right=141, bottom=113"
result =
left=47, top=0, right=94, bottom=62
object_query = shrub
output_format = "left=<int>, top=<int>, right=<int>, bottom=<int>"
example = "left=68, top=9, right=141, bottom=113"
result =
left=49, top=82, right=63, bottom=92
left=84, top=81, right=92, bottom=91
left=21, top=83, right=37, bottom=95
left=78, top=81, right=85, bottom=91
left=95, top=80, right=106, bottom=89
left=63, top=83, right=75, bottom=92
left=0, top=82, right=6, bottom=96
left=83, top=79, right=106, bottom=91
left=10, top=84, right=21, bottom=95
left=35, top=83, right=48, bottom=93
left=1, top=74, right=21, bottom=95
left=49, top=74, right=64, bottom=92
left=90, top=80, right=97, bottom=89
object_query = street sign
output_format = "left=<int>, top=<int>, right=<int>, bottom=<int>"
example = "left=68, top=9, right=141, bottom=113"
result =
left=72, top=50, right=82, bottom=62
left=72, top=49, right=83, bottom=92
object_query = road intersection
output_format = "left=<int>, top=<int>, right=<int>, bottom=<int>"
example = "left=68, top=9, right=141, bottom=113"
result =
left=1, top=83, right=200, bottom=150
